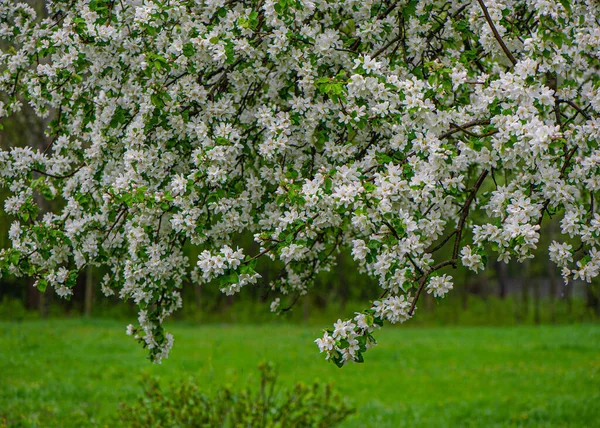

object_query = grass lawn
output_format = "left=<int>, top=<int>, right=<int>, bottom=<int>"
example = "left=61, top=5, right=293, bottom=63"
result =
left=0, top=320, right=599, bottom=427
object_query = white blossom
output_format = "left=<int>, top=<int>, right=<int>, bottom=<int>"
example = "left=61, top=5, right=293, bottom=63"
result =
left=427, top=275, right=454, bottom=299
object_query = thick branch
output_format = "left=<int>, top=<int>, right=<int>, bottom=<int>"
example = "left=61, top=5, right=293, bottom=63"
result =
left=426, top=230, right=457, bottom=253
left=537, top=145, right=578, bottom=226
left=408, top=259, right=456, bottom=315
left=476, top=0, right=517, bottom=66
left=409, top=171, right=488, bottom=315
left=453, top=170, right=489, bottom=261
left=557, top=98, right=591, bottom=121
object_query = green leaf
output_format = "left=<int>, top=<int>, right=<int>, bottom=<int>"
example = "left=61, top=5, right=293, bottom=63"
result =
left=183, top=42, right=195, bottom=57
left=551, top=33, right=564, bottom=48
left=402, top=0, right=418, bottom=18
left=558, top=0, right=571, bottom=13
left=332, top=352, right=344, bottom=368
left=67, top=271, right=78, bottom=288
left=151, top=94, right=164, bottom=108
left=249, top=11, right=260, bottom=29
left=37, top=279, right=48, bottom=293
left=324, top=177, right=333, bottom=194
left=9, top=251, right=20, bottom=265
left=375, top=152, right=393, bottom=165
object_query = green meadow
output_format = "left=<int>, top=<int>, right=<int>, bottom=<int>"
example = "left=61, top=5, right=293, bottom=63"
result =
left=1, top=320, right=599, bottom=427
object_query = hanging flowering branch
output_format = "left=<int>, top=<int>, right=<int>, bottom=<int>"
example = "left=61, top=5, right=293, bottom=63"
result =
left=0, top=0, right=598, bottom=365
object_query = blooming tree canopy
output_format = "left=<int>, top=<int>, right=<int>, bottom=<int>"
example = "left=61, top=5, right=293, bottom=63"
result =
left=0, top=0, right=599, bottom=366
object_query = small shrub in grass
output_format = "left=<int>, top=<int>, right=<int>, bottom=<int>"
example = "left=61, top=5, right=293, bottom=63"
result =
left=117, top=362, right=354, bottom=427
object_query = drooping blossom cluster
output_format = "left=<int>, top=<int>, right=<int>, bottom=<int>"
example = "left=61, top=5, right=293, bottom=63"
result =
left=426, top=274, right=453, bottom=298
left=315, top=312, right=380, bottom=366
left=0, top=0, right=598, bottom=365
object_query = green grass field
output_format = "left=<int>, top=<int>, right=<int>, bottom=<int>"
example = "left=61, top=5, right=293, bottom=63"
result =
left=0, top=320, right=599, bottom=427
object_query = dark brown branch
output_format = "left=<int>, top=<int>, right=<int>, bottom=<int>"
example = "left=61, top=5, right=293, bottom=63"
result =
left=280, top=293, right=301, bottom=312
left=439, top=119, right=492, bottom=139
left=406, top=254, right=424, bottom=276
left=408, top=172, right=488, bottom=315
left=453, top=169, right=489, bottom=261
left=476, top=0, right=517, bottom=65
left=426, top=230, right=457, bottom=253
left=373, top=33, right=402, bottom=59
left=448, top=123, right=498, bottom=139
left=408, top=275, right=429, bottom=315
left=382, top=220, right=399, bottom=239
left=557, top=98, right=591, bottom=121
left=377, top=0, right=403, bottom=20
left=32, top=164, right=85, bottom=180
left=408, top=260, right=456, bottom=315
left=244, top=213, right=320, bottom=264
left=537, top=145, right=578, bottom=226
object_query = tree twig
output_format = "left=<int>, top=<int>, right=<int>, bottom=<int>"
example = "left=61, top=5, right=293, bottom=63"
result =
left=439, top=119, right=492, bottom=139
left=476, top=0, right=517, bottom=65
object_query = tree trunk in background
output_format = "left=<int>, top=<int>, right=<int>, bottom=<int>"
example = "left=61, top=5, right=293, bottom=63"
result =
left=31, top=279, right=50, bottom=318
left=586, top=283, right=600, bottom=317
left=564, top=280, right=573, bottom=315
left=224, top=295, right=234, bottom=318
left=521, top=281, right=528, bottom=323
left=549, top=258, right=558, bottom=323
left=423, top=288, right=433, bottom=312
left=519, top=261, right=530, bottom=323
left=337, top=255, right=348, bottom=312
left=533, top=278, right=541, bottom=325
left=26, top=278, right=41, bottom=313
left=462, top=269, right=470, bottom=311
left=38, top=290, right=47, bottom=318
left=84, top=265, right=94, bottom=318
left=194, top=284, right=202, bottom=310
left=303, top=296, right=310, bottom=323
left=496, top=261, right=508, bottom=299
left=24, top=0, right=45, bottom=11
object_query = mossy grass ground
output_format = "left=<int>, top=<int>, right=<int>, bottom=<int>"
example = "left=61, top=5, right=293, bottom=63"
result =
left=1, top=320, right=599, bottom=427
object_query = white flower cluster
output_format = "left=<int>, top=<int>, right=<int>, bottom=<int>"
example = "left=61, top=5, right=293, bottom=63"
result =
left=315, top=312, right=379, bottom=366
left=476, top=192, right=543, bottom=263
left=426, top=275, right=454, bottom=299
left=372, top=295, right=415, bottom=325
left=195, top=245, right=261, bottom=295
left=316, top=294, right=414, bottom=365
left=269, top=297, right=280, bottom=313
left=0, top=0, right=598, bottom=364
left=196, top=246, right=245, bottom=282
left=460, top=246, right=485, bottom=273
